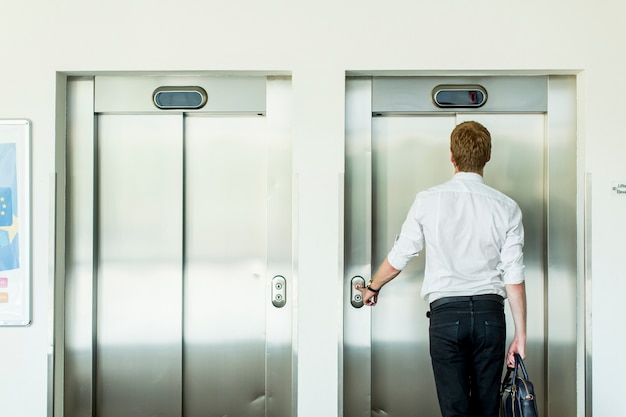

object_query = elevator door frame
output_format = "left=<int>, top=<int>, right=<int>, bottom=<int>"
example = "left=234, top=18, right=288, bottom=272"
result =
left=56, top=75, right=295, bottom=417
left=343, top=75, right=578, bottom=417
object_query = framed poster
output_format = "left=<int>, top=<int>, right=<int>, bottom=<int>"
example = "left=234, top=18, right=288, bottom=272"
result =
left=0, top=120, right=30, bottom=326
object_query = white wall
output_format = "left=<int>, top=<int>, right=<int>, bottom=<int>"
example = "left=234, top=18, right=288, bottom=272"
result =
left=0, top=1, right=624, bottom=416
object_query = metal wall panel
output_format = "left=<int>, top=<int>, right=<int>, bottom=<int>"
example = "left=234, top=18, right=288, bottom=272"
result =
left=64, top=77, right=96, bottom=417
left=344, top=78, right=373, bottom=417
left=95, top=76, right=266, bottom=114
left=372, top=76, right=548, bottom=114
left=544, top=76, right=578, bottom=417
left=264, top=77, right=295, bottom=417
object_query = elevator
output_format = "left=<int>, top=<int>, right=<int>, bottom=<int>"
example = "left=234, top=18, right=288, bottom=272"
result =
left=343, top=76, right=577, bottom=417
left=57, top=75, right=294, bottom=417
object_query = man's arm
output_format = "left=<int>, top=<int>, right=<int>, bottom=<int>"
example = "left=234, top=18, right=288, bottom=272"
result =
left=505, top=282, right=527, bottom=367
left=359, top=258, right=401, bottom=306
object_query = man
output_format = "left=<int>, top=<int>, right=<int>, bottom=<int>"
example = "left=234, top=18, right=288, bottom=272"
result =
left=359, top=121, right=527, bottom=417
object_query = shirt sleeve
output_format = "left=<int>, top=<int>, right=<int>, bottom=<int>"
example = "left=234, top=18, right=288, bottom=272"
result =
left=386, top=198, right=424, bottom=271
left=498, top=205, right=525, bottom=284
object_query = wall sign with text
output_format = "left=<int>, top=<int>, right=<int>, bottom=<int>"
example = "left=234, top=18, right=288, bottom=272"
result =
left=611, top=182, right=626, bottom=196
left=0, top=120, right=30, bottom=326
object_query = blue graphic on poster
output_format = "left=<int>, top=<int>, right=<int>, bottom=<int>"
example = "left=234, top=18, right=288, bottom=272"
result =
left=0, top=143, right=19, bottom=271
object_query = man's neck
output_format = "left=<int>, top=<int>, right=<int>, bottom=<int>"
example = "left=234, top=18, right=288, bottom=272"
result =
left=455, top=167, right=484, bottom=176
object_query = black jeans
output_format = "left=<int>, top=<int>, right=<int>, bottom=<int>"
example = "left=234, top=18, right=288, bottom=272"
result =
left=428, top=295, right=506, bottom=417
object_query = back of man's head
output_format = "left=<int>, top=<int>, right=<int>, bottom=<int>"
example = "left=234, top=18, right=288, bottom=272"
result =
left=450, top=121, right=492, bottom=173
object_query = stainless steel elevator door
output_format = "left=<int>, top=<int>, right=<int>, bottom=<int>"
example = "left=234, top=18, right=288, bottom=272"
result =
left=97, top=113, right=184, bottom=417
left=183, top=115, right=268, bottom=417
left=63, top=76, right=293, bottom=417
left=97, top=114, right=284, bottom=417
left=371, top=114, right=545, bottom=417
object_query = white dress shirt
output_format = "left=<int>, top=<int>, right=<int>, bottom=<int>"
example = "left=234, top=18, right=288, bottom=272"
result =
left=387, top=172, right=525, bottom=303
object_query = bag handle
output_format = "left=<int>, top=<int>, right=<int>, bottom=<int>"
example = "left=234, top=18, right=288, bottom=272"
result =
left=503, top=354, right=530, bottom=383
left=513, top=353, right=530, bottom=381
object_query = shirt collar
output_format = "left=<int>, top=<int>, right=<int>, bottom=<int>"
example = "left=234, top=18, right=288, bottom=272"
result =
left=453, top=172, right=484, bottom=183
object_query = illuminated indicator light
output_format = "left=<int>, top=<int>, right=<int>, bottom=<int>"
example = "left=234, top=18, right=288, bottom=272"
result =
left=432, top=85, right=487, bottom=108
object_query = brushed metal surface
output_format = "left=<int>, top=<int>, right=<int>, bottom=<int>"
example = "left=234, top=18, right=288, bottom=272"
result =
left=584, top=173, right=592, bottom=417
left=344, top=77, right=373, bottom=417
left=183, top=114, right=267, bottom=417
left=543, top=75, right=578, bottom=417
left=264, top=77, right=295, bottom=417
left=64, top=77, right=96, bottom=417
left=97, top=113, right=184, bottom=417
left=372, top=76, right=548, bottom=114
left=95, top=75, right=266, bottom=114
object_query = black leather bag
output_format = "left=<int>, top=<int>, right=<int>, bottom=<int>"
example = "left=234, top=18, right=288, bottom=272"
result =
left=500, top=354, right=539, bottom=417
